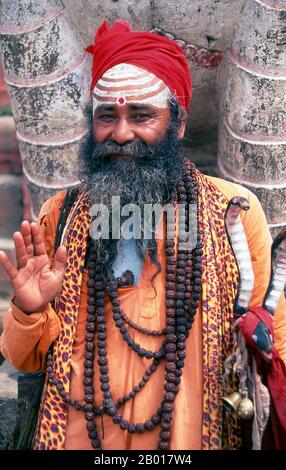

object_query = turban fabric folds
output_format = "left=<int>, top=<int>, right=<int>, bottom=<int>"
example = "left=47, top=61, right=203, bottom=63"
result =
left=85, top=20, right=192, bottom=111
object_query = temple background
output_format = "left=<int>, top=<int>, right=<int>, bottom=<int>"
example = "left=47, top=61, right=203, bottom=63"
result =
left=0, top=0, right=248, bottom=331
left=0, top=0, right=285, bottom=448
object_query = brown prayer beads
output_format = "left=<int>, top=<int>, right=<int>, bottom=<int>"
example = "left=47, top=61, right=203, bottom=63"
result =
left=46, top=159, right=202, bottom=450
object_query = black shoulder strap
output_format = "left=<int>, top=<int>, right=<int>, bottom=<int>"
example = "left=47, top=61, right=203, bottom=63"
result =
left=50, top=187, right=79, bottom=312
left=54, top=188, right=79, bottom=253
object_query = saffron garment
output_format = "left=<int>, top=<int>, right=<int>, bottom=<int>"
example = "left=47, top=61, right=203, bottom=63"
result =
left=1, top=175, right=286, bottom=450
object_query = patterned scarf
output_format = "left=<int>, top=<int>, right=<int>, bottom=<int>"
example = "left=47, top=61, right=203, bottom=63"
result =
left=33, top=169, right=240, bottom=450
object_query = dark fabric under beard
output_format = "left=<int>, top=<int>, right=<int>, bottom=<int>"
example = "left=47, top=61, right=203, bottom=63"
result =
left=79, top=120, right=184, bottom=278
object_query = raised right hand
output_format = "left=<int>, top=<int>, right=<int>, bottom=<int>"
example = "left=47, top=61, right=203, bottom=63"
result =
left=0, top=220, right=67, bottom=314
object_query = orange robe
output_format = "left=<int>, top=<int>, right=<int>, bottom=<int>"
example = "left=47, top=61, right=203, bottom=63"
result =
left=1, top=175, right=286, bottom=450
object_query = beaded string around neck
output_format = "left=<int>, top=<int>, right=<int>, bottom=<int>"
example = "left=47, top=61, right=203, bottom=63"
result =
left=44, top=160, right=202, bottom=450
left=33, top=160, right=240, bottom=450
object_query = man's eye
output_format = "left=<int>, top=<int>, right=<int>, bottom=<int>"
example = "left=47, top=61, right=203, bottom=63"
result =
left=133, top=114, right=152, bottom=121
left=96, top=115, right=115, bottom=121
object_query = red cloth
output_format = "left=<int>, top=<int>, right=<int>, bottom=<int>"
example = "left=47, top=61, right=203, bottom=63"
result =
left=240, top=305, right=273, bottom=351
left=85, top=19, right=192, bottom=111
left=240, top=306, right=286, bottom=450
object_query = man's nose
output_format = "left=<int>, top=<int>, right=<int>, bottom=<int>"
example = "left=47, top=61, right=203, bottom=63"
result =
left=111, top=119, right=135, bottom=144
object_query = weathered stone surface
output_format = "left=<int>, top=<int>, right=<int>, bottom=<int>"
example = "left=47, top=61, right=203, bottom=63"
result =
left=219, top=164, right=286, bottom=226
left=0, top=361, right=18, bottom=399
left=185, top=64, right=219, bottom=142
left=151, top=0, right=245, bottom=50
left=0, top=296, right=9, bottom=332
left=247, top=184, right=286, bottom=226
left=218, top=0, right=286, bottom=233
left=184, top=138, right=218, bottom=177
left=0, top=361, right=18, bottom=450
left=0, top=398, right=17, bottom=449
left=219, top=58, right=286, bottom=138
left=0, top=176, right=23, bottom=237
left=63, top=0, right=151, bottom=45
left=0, top=0, right=63, bottom=32
left=1, top=14, right=84, bottom=81
left=218, top=120, right=286, bottom=184
left=0, top=116, right=22, bottom=175
left=7, top=60, right=90, bottom=140
left=0, top=299, right=10, bottom=335
left=63, top=0, right=245, bottom=53
left=230, top=0, right=286, bottom=73
left=0, top=62, right=9, bottom=108
left=0, top=70, right=23, bottom=308
left=26, top=178, right=71, bottom=216
left=19, top=137, right=84, bottom=187
left=0, top=0, right=91, bottom=213
left=0, top=240, right=15, bottom=301
left=269, top=224, right=286, bottom=240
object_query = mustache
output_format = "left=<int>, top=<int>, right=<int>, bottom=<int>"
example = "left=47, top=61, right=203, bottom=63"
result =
left=91, top=139, right=155, bottom=161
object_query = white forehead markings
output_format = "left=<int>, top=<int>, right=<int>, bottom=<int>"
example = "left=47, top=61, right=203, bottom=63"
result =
left=93, top=63, right=171, bottom=110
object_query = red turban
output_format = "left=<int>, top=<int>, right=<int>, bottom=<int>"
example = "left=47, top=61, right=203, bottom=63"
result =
left=85, top=19, right=192, bottom=112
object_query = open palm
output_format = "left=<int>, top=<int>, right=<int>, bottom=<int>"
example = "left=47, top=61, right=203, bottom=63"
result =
left=0, top=221, right=66, bottom=314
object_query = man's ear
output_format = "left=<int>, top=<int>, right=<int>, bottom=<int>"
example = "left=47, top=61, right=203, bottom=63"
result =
left=178, top=118, right=186, bottom=139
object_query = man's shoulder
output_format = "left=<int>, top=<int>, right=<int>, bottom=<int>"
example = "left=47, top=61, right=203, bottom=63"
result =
left=206, top=174, right=256, bottom=204
left=38, top=190, right=67, bottom=221
left=205, top=174, right=270, bottom=239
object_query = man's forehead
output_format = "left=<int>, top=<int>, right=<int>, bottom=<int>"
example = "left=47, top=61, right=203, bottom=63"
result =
left=94, top=103, right=161, bottom=113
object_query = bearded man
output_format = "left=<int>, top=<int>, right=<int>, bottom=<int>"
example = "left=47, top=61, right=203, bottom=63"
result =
left=0, top=20, right=286, bottom=451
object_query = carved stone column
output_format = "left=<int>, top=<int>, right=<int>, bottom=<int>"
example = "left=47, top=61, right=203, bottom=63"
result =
left=218, top=0, right=286, bottom=237
left=0, top=0, right=91, bottom=215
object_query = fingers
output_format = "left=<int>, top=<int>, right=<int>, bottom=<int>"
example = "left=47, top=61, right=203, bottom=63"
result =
left=13, top=231, right=29, bottom=269
left=20, top=221, right=34, bottom=258
left=0, top=250, right=18, bottom=281
left=30, top=222, right=47, bottom=256
left=14, top=221, right=46, bottom=268
left=52, top=245, right=67, bottom=277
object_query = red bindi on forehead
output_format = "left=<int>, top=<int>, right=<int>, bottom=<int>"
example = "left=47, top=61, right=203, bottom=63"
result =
left=117, top=97, right=126, bottom=106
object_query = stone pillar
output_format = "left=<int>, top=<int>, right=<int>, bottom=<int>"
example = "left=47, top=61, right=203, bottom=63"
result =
left=0, top=63, right=21, bottom=449
left=0, top=0, right=91, bottom=215
left=0, top=62, right=25, bottom=334
left=218, top=0, right=286, bottom=238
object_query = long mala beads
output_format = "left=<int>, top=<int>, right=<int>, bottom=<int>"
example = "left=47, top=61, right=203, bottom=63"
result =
left=46, top=250, right=164, bottom=448
left=46, top=159, right=203, bottom=450
left=156, top=161, right=203, bottom=450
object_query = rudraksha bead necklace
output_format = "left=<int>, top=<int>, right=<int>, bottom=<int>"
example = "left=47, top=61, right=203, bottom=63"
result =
left=46, top=159, right=202, bottom=450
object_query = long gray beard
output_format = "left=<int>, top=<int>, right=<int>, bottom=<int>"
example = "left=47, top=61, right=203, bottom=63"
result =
left=79, top=121, right=184, bottom=274
left=85, top=159, right=172, bottom=209
left=82, top=125, right=184, bottom=210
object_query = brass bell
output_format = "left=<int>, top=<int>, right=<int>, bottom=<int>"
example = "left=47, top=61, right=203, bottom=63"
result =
left=222, top=392, right=242, bottom=413
left=237, top=390, right=254, bottom=420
